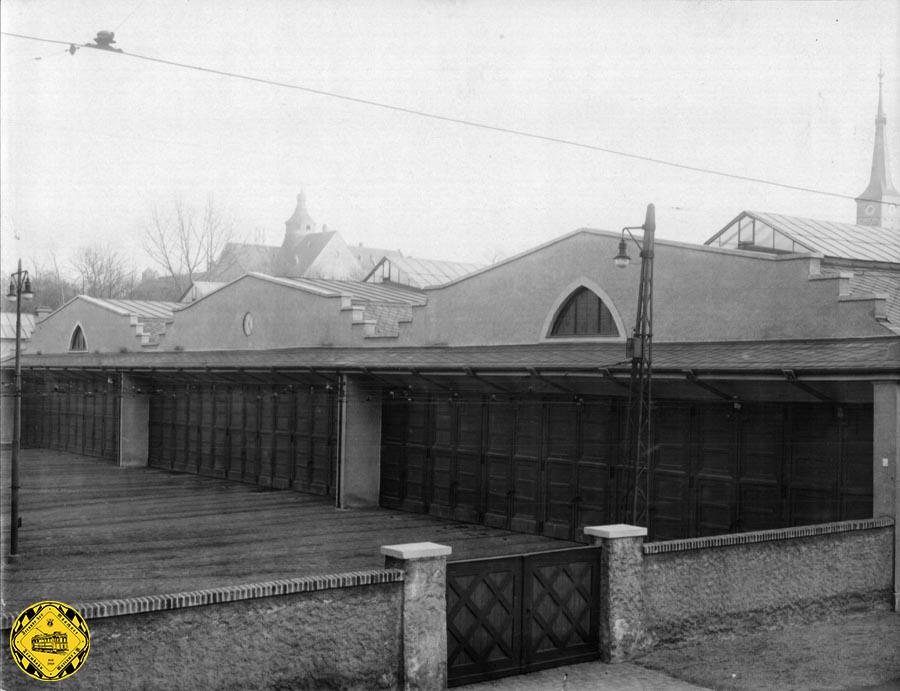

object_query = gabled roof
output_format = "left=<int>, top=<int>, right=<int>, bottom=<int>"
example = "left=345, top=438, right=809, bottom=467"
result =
left=351, top=245, right=404, bottom=271
left=0, top=312, right=36, bottom=340
left=706, top=211, right=900, bottom=264
left=364, top=255, right=485, bottom=288
left=284, top=231, right=340, bottom=276
left=841, top=267, right=900, bottom=334
left=38, top=296, right=180, bottom=330
left=179, top=281, right=227, bottom=303
left=207, top=242, right=280, bottom=281
left=70, top=296, right=182, bottom=320
left=183, top=273, right=427, bottom=308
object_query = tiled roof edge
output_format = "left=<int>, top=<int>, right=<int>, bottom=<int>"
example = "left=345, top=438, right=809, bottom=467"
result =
left=643, top=517, right=894, bottom=555
left=1, top=568, right=404, bottom=629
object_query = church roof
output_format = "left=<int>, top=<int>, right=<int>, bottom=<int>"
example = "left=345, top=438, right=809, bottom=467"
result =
left=706, top=210, right=900, bottom=264
left=283, top=231, right=340, bottom=276
left=207, top=242, right=280, bottom=281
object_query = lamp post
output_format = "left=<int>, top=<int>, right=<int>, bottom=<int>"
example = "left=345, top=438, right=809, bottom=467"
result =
left=614, top=204, right=656, bottom=528
left=7, top=259, right=33, bottom=558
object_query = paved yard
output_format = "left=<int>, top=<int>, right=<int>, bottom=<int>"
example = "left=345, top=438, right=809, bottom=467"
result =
left=0, top=449, right=577, bottom=616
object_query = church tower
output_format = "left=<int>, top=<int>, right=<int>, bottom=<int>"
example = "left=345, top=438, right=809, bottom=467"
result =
left=856, top=71, right=900, bottom=230
left=279, top=191, right=318, bottom=276
left=283, top=190, right=317, bottom=242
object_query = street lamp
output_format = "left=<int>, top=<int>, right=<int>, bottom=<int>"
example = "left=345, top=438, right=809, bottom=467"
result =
left=6, top=259, right=33, bottom=558
left=614, top=204, right=655, bottom=528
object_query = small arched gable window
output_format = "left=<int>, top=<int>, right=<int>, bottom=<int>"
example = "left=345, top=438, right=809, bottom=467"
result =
left=69, top=325, right=87, bottom=352
left=549, top=287, right=619, bottom=337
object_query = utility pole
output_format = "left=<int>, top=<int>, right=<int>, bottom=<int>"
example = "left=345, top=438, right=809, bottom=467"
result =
left=7, top=259, right=34, bottom=558
left=613, top=204, right=656, bottom=528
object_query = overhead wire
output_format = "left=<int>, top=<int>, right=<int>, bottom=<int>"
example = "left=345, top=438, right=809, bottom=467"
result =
left=0, top=30, right=890, bottom=206
left=114, top=0, right=148, bottom=33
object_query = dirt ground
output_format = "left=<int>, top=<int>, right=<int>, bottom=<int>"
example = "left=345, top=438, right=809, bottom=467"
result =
left=635, top=609, right=900, bottom=690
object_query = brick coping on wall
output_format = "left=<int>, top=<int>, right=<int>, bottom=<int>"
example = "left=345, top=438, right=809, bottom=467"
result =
left=1, top=568, right=404, bottom=630
left=643, top=517, right=895, bottom=555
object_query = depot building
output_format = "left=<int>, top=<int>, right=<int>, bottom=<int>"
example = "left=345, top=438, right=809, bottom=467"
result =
left=16, top=89, right=900, bottom=543
left=17, top=209, right=898, bottom=544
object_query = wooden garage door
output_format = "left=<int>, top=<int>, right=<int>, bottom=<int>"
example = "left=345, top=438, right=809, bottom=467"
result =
left=380, top=393, right=873, bottom=541
left=22, top=375, right=119, bottom=462
left=380, top=395, right=621, bottom=542
left=148, top=382, right=336, bottom=496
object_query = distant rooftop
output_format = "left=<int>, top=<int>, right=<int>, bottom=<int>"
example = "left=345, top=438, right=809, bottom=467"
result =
left=364, top=255, right=485, bottom=288
left=73, top=297, right=182, bottom=320
left=706, top=211, right=900, bottom=264
left=0, top=312, right=36, bottom=341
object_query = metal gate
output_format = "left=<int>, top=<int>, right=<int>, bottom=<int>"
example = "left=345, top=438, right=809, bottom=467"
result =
left=446, top=546, right=601, bottom=686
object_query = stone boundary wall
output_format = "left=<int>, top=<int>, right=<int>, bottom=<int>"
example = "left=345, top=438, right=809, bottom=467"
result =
left=641, top=518, right=894, bottom=642
left=2, top=569, right=405, bottom=690
left=1, top=568, right=403, bottom=629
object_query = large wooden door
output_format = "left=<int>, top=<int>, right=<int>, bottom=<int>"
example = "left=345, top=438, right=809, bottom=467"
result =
left=651, top=402, right=691, bottom=540
left=737, top=405, right=784, bottom=531
left=446, top=546, right=601, bottom=686
left=146, top=380, right=337, bottom=497
left=378, top=393, right=874, bottom=541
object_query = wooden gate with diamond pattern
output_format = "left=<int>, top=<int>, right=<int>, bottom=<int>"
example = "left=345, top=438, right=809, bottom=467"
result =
left=446, top=545, right=601, bottom=686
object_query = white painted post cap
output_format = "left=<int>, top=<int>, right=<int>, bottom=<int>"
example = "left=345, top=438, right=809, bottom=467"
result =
left=380, top=541, right=452, bottom=559
left=584, top=524, right=648, bottom=539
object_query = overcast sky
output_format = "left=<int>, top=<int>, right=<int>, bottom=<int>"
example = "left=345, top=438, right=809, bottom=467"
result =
left=2, top=0, right=898, bottom=276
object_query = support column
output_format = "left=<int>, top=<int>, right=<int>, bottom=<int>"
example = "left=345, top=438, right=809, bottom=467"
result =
left=382, top=541, right=451, bottom=690
left=118, top=374, right=150, bottom=468
left=585, top=524, right=648, bottom=662
left=872, top=381, right=900, bottom=610
left=339, top=375, right=382, bottom=508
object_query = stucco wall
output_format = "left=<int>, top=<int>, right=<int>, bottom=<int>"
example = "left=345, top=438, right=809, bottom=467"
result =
left=2, top=582, right=402, bottom=690
left=164, top=276, right=355, bottom=350
left=29, top=301, right=145, bottom=354
left=642, top=519, right=894, bottom=641
left=414, top=230, right=890, bottom=346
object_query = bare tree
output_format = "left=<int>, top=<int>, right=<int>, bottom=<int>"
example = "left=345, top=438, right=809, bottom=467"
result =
left=142, top=194, right=234, bottom=295
left=10, top=251, right=79, bottom=311
left=71, top=245, right=134, bottom=299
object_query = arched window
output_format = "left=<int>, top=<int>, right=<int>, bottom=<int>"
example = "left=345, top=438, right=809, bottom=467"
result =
left=549, top=287, right=619, bottom=337
left=69, top=325, right=87, bottom=352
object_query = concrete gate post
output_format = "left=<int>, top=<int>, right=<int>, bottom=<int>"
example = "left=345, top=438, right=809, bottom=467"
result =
left=119, top=373, right=150, bottom=468
left=382, top=541, right=452, bottom=690
left=338, top=374, right=382, bottom=508
left=872, top=381, right=900, bottom=611
left=585, top=524, right=648, bottom=662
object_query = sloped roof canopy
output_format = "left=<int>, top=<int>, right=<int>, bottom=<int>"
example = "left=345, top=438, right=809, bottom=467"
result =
left=364, top=255, right=485, bottom=288
left=19, top=337, right=900, bottom=382
left=706, top=211, right=900, bottom=264
left=0, top=312, right=36, bottom=340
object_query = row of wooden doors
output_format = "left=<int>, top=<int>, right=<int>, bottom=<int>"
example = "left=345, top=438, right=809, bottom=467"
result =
left=22, top=376, right=120, bottom=462
left=148, top=382, right=337, bottom=496
left=380, top=394, right=873, bottom=541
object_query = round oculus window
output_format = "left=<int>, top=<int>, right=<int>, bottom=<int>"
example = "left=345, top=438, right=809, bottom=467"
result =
left=242, top=312, right=253, bottom=336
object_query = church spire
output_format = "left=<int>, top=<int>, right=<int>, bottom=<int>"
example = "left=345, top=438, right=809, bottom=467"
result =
left=856, top=71, right=900, bottom=230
